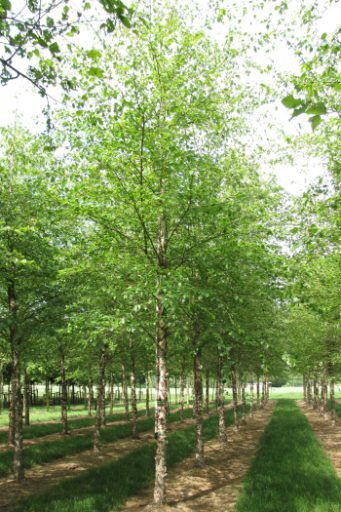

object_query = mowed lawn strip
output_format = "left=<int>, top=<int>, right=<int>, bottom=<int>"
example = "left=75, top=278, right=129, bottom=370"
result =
left=0, top=407, right=149, bottom=444
left=11, top=406, right=247, bottom=512
left=236, top=399, right=341, bottom=512
left=0, top=405, right=197, bottom=479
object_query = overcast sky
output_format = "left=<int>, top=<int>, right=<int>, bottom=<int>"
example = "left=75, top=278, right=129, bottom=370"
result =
left=1, top=0, right=339, bottom=195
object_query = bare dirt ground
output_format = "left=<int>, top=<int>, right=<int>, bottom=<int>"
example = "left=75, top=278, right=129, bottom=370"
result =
left=297, top=400, right=341, bottom=478
left=123, top=402, right=276, bottom=512
left=0, top=405, right=232, bottom=511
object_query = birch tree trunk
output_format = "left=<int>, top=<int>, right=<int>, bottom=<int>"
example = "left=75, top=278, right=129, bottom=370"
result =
left=321, top=365, right=328, bottom=421
left=23, top=369, right=30, bottom=427
left=122, top=364, right=130, bottom=421
left=60, top=354, right=68, bottom=435
left=306, top=369, right=312, bottom=406
left=313, top=367, right=319, bottom=410
left=205, top=370, right=210, bottom=414
left=110, top=372, right=114, bottom=414
left=217, top=355, right=227, bottom=444
left=87, top=377, right=93, bottom=416
left=193, top=345, right=204, bottom=466
left=241, top=378, right=247, bottom=424
left=256, top=375, right=260, bottom=409
left=93, top=345, right=107, bottom=453
left=330, top=374, right=336, bottom=427
left=231, top=365, right=239, bottom=430
left=145, top=370, right=150, bottom=416
left=154, top=273, right=168, bottom=505
left=250, top=380, right=254, bottom=418
left=130, top=342, right=139, bottom=438
left=180, top=369, right=185, bottom=421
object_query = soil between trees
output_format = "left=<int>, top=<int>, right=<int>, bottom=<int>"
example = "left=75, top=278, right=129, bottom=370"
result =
left=123, top=402, right=276, bottom=512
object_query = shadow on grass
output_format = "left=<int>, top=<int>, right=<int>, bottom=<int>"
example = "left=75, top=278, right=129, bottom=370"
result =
left=11, top=407, right=243, bottom=512
left=236, top=399, right=341, bottom=512
left=0, top=406, right=194, bottom=480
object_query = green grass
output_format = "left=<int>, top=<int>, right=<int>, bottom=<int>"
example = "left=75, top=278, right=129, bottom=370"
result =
left=11, top=406, right=244, bottom=512
left=0, top=407, right=148, bottom=444
left=236, top=400, right=341, bottom=512
left=0, top=404, right=202, bottom=480
left=0, top=402, right=148, bottom=428
left=0, top=405, right=90, bottom=427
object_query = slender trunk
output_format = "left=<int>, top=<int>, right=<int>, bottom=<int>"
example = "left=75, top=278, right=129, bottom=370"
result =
left=205, top=370, right=209, bottom=414
left=87, top=377, right=93, bottom=416
left=250, top=380, right=254, bottom=418
left=60, top=354, right=68, bottom=435
left=261, top=378, right=266, bottom=408
left=321, top=364, right=328, bottom=421
left=122, top=364, right=130, bottom=421
left=130, top=343, right=138, bottom=438
left=8, top=281, right=18, bottom=451
left=109, top=372, right=114, bottom=414
left=93, top=346, right=107, bottom=453
left=330, top=375, right=336, bottom=427
left=45, top=379, right=50, bottom=410
left=215, top=376, right=219, bottom=409
left=303, top=373, right=307, bottom=402
left=313, top=367, right=319, bottom=410
left=23, top=369, right=30, bottom=426
left=186, top=378, right=190, bottom=405
left=174, top=378, right=177, bottom=404
left=0, top=363, right=3, bottom=414
left=256, top=375, right=260, bottom=409
left=193, top=345, right=204, bottom=466
left=100, top=379, right=106, bottom=428
left=13, top=366, right=23, bottom=482
left=217, top=355, right=227, bottom=444
left=241, top=377, right=247, bottom=424
left=180, top=369, right=185, bottom=421
left=231, top=365, right=238, bottom=430
left=145, top=370, right=150, bottom=417
left=306, top=369, right=312, bottom=406
left=153, top=272, right=168, bottom=505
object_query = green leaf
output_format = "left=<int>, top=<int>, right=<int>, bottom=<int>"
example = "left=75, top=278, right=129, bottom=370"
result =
left=49, top=42, right=60, bottom=54
left=290, top=106, right=307, bottom=119
left=86, top=49, right=102, bottom=60
left=282, top=95, right=303, bottom=109
left=88, top=66, right=104, bottom=78
left=309, top=115, right=322, bottom=130
left=306, top=103, right=327, bottom=115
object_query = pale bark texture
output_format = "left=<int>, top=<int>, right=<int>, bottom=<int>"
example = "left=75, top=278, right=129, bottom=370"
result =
left=193, top=345, right=204, bottom=466
left=256, top=375, right=260, bottom=408
left=129, top=343, right=139, bottom=438
left=60, top=354, right=68, bottom=435
left=180, top=369, right=185, bottom=421
left=306, top=370, right=312, bottom=406
left=87, top=377, right=93, bottom=416
left=217, top=355, right=227, bottom=444
left=122, top=364, right=130, bottom=421
left=205, top=370, right=210, bottom=413
left=321, top=365, right=328, bottom=421
left=313, top=367, right=319, bottom=410
left=154, top=278, right=168, bottom=505
left=330, top=376, right=336, bottom=427
left=250, top=380, right=254, bottom=418
left=23, top=369, right=30, bottom=427
left=110, top=372, right=114, bottom=414
left=145, top=370, right=150, bottom=416
left=231, top=365, right=239, bottom=430
left=93, top=346, right=107, bottom=453
left=241, top=378, right=247, bottom=424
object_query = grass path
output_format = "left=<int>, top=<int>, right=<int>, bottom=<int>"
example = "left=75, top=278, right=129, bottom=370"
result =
left=236, top=399, right=341, bottom=512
